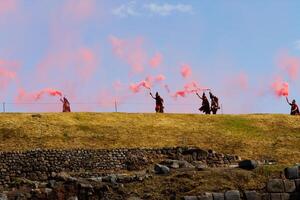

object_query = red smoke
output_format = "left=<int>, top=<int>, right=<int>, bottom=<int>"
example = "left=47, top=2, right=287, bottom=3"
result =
left=130, top=74, right=166, bottom=93
left=17, top=88, right=63, bottom=102
left=34, top=88, right=63, bottom=100
left=271, top=79, right=289, bottom=97
left=77, top=47, right=98, bottom=80
left=36, top=47, right=99, bottom=83
left=278, top=53, right=300, bottom=81
left=109, top=35, right=146, bottom=73
left=130, top=80, right=151, bottom=93
left=0, top=0, right=17, bottom=16
left=181, top=64, right=192, bottom=78
left=0, top=67, right=16, bottom=80
left=236, top=73, right=248, bottom=90
left=149, top=53, right=162, bottom=68
left=0, top=59, right=19, bottom=89
left=155, top=74, right=166, bottom=82
left=63, top=0, right=96, bottom=21
left=173, top=81, right=210, bottom=98
left=174, top=90, right=187, bottom=97
left=113, top=80, right=123, bottom=91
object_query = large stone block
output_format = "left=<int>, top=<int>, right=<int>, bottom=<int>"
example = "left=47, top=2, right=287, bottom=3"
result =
left=244, top=191, right=261, bottom=200
left=154, top=164, right=170, bottom=175
left=261, top=193, right=270, bottom=200
left=295, top=179, right=300, bottom=192
left=183, top=196, right=198, bottom=200
left=280, top=193, right=290, bottom=200
left=283, top=179, right=296, bottom=193
left=225, top=190, right=240, bottom=200
left=289, top=192, right=300, bottom=200
left=213, top=193, right=225, bottom=200
left=269, top=193, right=281, bottom=200
left=267, top=179, right=284, bottom=193
left=197, top=193, right=213, bottom=200
left=269, top=193, right=289, bottom=200
left=238, top=160, right=258, bottom=170
left=284, top=166, right=299, bottom=179
left=0, top=193, right=8, bottom=200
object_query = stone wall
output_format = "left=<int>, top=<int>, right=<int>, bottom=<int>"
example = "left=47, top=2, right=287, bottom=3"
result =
left=0, top=147, right=240, bottom=186
left=183, top=186, right=300, bottom=200
left=183, top=170, right=300, bottom=200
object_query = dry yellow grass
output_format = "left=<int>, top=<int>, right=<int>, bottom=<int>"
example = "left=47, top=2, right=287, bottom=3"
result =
left=0, top=113, right=299, bottom=165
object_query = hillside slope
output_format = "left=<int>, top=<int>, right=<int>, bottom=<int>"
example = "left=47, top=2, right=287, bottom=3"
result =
left=0, top=113, right=299, bottom=165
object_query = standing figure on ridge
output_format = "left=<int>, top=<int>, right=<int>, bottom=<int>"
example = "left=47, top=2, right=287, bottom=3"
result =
left=286, top=97, right=299, bottom=115
left=60, top=97, right=71, bottom=112
left=150, top=92, right=164, bottom=113
left=209, top=92, right=220, bottom=114
left=196, top=92, right=210, bottom=114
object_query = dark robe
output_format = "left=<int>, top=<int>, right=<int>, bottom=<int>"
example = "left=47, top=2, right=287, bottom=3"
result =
left=61, top=98, right=71, bottom=112
left=199, top=94, right=210, bottom=114
left=154, top=96, right=164, bottom=113
left=289, top=102, right=299, bottom=115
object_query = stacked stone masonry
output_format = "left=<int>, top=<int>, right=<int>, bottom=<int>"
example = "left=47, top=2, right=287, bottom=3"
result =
left=0, top=147, right=240, bottom=185
left=184, top=171, right=300, bottom=200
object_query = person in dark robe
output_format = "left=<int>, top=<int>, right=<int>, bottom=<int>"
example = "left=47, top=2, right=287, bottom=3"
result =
left=286, top=97, right=299, bottom=115
left=150, top=92, right=164, bottom=113
left=196, top=92, right=210, bottom=114
left=60, top=97, right=71, bottom=112
left=209, top=92, right=220, bottom=114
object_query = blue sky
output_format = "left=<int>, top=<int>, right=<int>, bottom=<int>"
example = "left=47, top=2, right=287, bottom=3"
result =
left=0, top=0, right=300, bottom=113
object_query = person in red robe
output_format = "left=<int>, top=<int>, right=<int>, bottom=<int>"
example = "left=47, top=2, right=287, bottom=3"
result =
left=150, top=92, right=164, bottom=113
left=286, top=97, right=299, bottom=115
left=60, top=97, right=71, bottom=112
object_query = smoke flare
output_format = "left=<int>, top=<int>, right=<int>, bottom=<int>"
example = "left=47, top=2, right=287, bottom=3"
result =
left=181, top=64, right=192, bottom=78
left=149, top=53, right=162, bottom=68
left=271, top=79, right=289, bottom=97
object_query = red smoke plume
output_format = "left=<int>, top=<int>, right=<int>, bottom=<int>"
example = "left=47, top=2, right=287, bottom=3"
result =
left=181, top=64, right=192, bottom=78
left=149, top=53, right=162, bottom=68
left=130, top=80, right=151, bottom=93
left=0, top=59, right=19, bottom=89
left=109, top=35, right=146, bottom=73
left=34, top=88, right=63, bottom=100
left=155, top=74, right=165, bottom=82
left=113, top=80, right=123, bottom=91
left=0, top=0, right=17, bottom=16
left=63, top=0, right=96, bottom=21
left=17, top=88, right=63, bottom=102
left=278, top=53, right=300, bottom=81
left=236, top=73, right=248, bottom=90
left=173, top=81, right=210, bottom=98
left=0, top=67, right=16, bottom=80
left=77, top=47, right=98, bottom=80
left=130, top=74, right=166, bottom=93
left=271, top=79, right=289, bottom=97
left=36, top=47, right=99, bottom=83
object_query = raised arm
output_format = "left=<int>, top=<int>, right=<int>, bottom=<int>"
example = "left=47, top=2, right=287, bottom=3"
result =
left=150, top=92, right=155, bottom=100
left=196, top=93, right=202, bottom=100
left=286, top=97, right=291, bottom=105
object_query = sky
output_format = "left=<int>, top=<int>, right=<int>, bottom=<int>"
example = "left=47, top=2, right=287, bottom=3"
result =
left=1, top=0, right=300, bottom=113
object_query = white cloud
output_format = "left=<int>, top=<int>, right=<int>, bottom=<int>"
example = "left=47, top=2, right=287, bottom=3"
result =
left=295, top=40, right=300, bottom=49
left=144, top=3, right=193, bottom=16
left=112, top=1, right=139, bottom=17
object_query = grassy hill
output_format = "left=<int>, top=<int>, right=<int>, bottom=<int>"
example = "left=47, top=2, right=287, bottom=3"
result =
left=0, top=113, right=299, bottom=165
